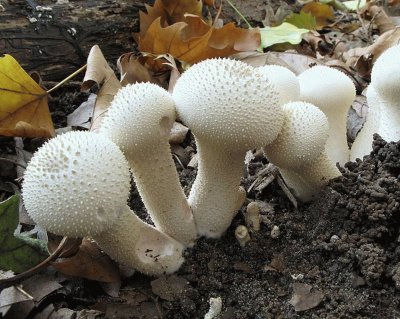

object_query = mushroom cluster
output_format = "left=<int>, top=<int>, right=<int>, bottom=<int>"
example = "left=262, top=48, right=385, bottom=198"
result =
left=23, top=57, right=363, bottom=276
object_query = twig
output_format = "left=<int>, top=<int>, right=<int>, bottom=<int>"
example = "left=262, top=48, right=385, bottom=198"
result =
left=46, top=64, right=87, bottom=94
left=0, top=236, right=68, bottom=291
left=225, top=0, right=252, bottom=29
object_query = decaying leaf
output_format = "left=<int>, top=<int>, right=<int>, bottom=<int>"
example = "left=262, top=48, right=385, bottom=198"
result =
left=342, top=0, right=367, bottom=11
left=289, top=282, right=324, bottom=312
left=344, top=27, right=400, bottom=76
left=260, top=23, right=309, bottom=48
left=284, top=11, right=317, bottom=30
left=0, top=55, right=55, bottom=137
left=301, top=2, right=335, bottom=28
left=51, top=238, right=121, bottom=284
left=0, top=195, right=48, bottom=273
left=139, top=15, right=260, bottom=65
left=81, top=45, right=121, bottom=132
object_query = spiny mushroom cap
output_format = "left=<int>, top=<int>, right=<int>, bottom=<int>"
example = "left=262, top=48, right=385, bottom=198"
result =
left=22, top=131, right=131, bottom=237
left=264, top=102, right=328, bottom=168
left=371, top=44, right=400, bottom=103
left=298, top=65, right=356, bottom=112
left=100, top=83, right=176, bottom=152
left=173, top=58, right=283, bottom=150
left=258, top=65, right=300, bottom=105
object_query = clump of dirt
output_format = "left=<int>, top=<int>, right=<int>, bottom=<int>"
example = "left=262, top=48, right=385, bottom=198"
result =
left=156, top=135, right=400, bottom=319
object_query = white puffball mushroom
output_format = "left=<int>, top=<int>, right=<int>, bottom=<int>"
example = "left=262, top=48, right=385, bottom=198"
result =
left=245, top=201, right=260, bottom=231
left=22, top=131, right=130, bottom=237
left=235, top=225, right=251, bottom=247
left=263, top=102, right=340, bottom=202
left=298, top=65, right=356, bottom=166
left=351, top=44, right=400, bottom=160
left=22, top=131, right=184, bottom=276
left=173, top=58, right=283, bottom=238
left=100, top=83, right=197, bottom=247
left=258, top=65, right=300, bottom=105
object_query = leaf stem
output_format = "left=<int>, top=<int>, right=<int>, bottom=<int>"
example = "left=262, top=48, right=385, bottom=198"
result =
left=225, top=0, right=253, bottom=29
left=46, top=64, right=87, bottom=94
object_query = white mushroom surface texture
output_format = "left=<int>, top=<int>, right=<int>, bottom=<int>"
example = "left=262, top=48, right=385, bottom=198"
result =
left=99, top=82, right=197, bottom=246
left=263, top=101, right=340, bottom=202
left=298, top=65, right=356, bottom=166
left=22, top=131, right=184, bottom=276
left=257, top=64, right=300, bottom=105
left=351, top=44, right=400, bottom=160
left=173, top=58, right=283, bottom=238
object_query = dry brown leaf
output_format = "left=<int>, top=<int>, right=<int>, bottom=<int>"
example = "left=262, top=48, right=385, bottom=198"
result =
left=81, top=45, right=121, bottom=132
left=117, top=53, right=169, bottom=87
left=51, top=238, right=120, bottom=283
left=344, top=27, right=400, bottom=76
left=138, top=0, right=203, bottom=38
left=0, top=55, right=55, bottom=138
left=139, top=15, right=260, bottom=65
left=301, top=2, right=335, bottom=28
left=366, top=5, right=396, bottom=34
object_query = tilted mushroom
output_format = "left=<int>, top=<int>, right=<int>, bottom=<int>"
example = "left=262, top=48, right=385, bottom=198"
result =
left=351, top=44, right=400, bottom=160
left=263, top=101, right=340, bottom=202
left=22, top=131, right=184, bottom=275
left=173, top=58, right=283, bottom=238
left=99, top=83, right=197, bottom=246
left=258, top=65, right=300, bottom=105
left=298, top=65, right=356, bottom=166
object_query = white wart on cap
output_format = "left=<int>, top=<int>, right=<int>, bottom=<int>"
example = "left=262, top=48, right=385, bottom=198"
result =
left=22, top=131, right=130, bottom=237
left=298, top=65, right=356, bottom=165
left=173, top=58, right=283, bottom=237
left=263, top=101, right=340, bottom=201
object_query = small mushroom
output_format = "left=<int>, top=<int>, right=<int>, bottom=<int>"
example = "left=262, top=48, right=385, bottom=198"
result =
left=258, top=64, right=300, bottom=104
left=100, top=83, right=197, bottom=246
left=351, top=44, right=400, bottom=160
left=298, top=65, right=356, bottom=166
left=173, top=58, right=283, bottom=238
left=263, top=102, right=340, bottom=202
left=22, top=131, right=184, bottom=275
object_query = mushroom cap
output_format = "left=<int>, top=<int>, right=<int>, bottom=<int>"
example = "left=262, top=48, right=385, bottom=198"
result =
left=100, top=83, right=176, bottom=152
left=172, top=58, right=283, bottom=150
left=371, top=44, right=400, bottom=102
left=263, top=101, right=329, bottom=168
left=22, top=131, right=131, bottom=237
left=257, top=65, right=300, bottom=104
left=298, top=65, right=356, bottom=112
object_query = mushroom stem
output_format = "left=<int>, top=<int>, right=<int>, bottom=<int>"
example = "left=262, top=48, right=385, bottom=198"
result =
left=127, top=137, right=196, bottom=247
left=279, top=152, right=339, bottom=201
left=189, top=142, right=245, bottom=238
left=94, top=205, right=185, bottom=276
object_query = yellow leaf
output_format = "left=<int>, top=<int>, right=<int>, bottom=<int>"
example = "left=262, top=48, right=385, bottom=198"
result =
left=139, top=16, right=260, bottom=65
left=260, top=23, right=309, bottom=48
left=0, top=55, right=54, bottom=138
left=301, top=2, right=335, bottom=28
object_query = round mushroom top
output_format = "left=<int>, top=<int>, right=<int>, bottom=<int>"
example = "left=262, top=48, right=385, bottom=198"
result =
left=263, top=101, right=328, bottom=168
left=22, top=131, right=131, bottom=238
left=258, top=65, right=300, bottom=105
left=298, top=65, right=356, bottom=113
left=100, top=83, right=176, bottom=152
left=172, top=58, right=283, bottom=151
left=371, top=44, right=400, bottom=102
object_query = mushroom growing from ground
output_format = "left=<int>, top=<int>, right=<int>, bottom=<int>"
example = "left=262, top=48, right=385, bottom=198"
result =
left=99, top=83, right=197, bottom=247
left=173, top=58, right=283, bottom=238
left=351, top=44, right=400, bottom=160
left=298, top=65, right=356, bottom=166
left=258, top=65, right=300, bottom=105
left=263, top=101, right=340, bottom=202
left=22, top=131, right=184, bottom=275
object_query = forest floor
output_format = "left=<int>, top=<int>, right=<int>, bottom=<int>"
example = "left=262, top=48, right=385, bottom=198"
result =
left=1, top=0, right=400, bottom=318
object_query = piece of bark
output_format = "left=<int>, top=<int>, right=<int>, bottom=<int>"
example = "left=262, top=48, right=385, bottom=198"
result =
left=0, top=0, right=147, bottom=81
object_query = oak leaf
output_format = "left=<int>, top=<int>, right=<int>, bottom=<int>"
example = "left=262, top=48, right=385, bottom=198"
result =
left=138, top=0, right=202, bottom=38
left=139, top=15, right=260, bottom=65
left=0, top=55, right=55, bottom=137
